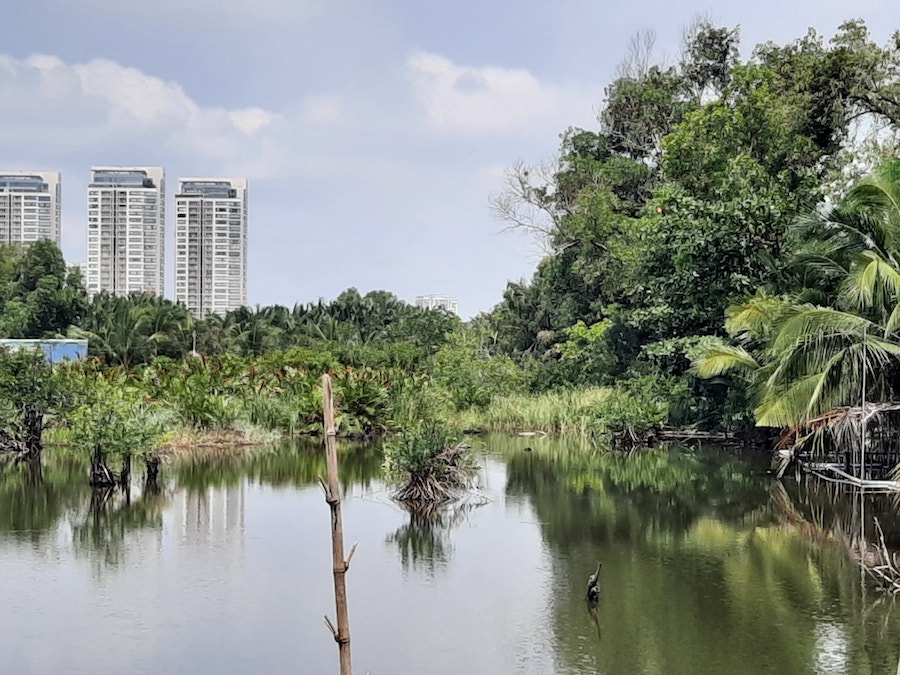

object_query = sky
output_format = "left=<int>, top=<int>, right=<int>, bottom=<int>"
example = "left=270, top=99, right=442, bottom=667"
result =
left=0, top=1, right=896, bottom=318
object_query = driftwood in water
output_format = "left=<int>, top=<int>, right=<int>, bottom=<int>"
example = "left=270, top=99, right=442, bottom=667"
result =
left=778, top=402, right=900, bottom=480
left=586, top=561, right=602, bottom=603
left=320, top=375, right=356, bottom=675
left=854, top=518, right=900, bottom=595
left=0, top=434, right=38, bottom=461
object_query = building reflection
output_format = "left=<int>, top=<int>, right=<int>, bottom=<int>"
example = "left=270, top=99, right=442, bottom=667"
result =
left=173, top=482, right=246, bottom=553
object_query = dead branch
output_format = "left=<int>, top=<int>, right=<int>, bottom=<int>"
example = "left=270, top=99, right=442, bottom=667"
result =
left=489, top=159, right=563, bottom=255
left=616, top=30, right=657, bottom=81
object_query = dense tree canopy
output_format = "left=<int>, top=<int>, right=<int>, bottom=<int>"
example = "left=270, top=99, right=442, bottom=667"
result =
left=0, top=240, right=86, bottom=338
left=484, top=18, right=900, bottom=429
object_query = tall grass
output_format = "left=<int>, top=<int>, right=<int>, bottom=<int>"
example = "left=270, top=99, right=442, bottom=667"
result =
left=453, top=386, right=667, bottom=437
left=454, top=388, right=613, bottom=433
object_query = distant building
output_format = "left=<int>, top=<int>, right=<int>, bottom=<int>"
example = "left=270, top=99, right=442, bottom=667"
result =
left=0, top=339, right=88, bottom=363
left=415, top=294, right=459, bottom=315
left=174, top=178, right=248, bottom=319
left=68, top=261, right=89, bottom=282
left=0, top=171, right=61, bottom=246
left=86, top=166, right=165, bottom=297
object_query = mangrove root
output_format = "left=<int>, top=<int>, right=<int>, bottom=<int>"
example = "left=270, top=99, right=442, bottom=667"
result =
left=393, top=444, right=474, bottom=504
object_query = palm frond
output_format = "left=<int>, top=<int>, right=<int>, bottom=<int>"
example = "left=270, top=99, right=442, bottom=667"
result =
left=690, top=342, right=758, bottom=379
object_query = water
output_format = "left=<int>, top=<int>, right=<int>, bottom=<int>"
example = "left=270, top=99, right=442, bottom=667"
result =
left=1, top=436, right=899, bottom=674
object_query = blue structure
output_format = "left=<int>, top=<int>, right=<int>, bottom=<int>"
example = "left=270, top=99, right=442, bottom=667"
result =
left=0, top=339, right=89, bottom=364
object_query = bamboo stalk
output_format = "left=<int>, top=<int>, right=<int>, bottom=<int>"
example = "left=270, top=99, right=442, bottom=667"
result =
left=321, top=374, right=353, bottom=675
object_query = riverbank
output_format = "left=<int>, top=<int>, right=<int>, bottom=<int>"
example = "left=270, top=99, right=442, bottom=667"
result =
left=157, top=426, right=281, bottom=459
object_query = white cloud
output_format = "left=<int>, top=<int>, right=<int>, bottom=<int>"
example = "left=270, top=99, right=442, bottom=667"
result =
left=229, top=108, right=278, bottom=135
left=407, top=52, right=599, bottom=134
left=0, top=53, right=278, bottom=160
left=73, top=59, right=198, bottom=128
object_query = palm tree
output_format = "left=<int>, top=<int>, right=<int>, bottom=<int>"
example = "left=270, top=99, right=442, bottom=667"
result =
left=71, top=292, right=194, bottom=367
left=694, top=159, right=900, bottom=429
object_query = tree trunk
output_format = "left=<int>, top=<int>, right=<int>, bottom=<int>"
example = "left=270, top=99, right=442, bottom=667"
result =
left=22, top=404, right=43, bottom=459
left=119, top=454, right=131, bottom=490
left=145, top=455, right=160, bottom=493
left=89, top=445, right=116, bottom=488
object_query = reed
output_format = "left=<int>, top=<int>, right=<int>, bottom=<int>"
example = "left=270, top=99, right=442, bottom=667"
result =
left=453, top=387, right=667, bottom=437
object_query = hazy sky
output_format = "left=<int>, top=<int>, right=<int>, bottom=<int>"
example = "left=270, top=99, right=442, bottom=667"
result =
left=0, top=1, right=896, bottom=317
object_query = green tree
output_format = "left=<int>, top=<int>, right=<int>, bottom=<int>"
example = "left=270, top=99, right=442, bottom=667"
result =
left=0, top=348, right=76, bottom=459
left=431, top=330, right=526, bottom=410
left=72, top=292, right=193, bottom=367
left=694, top=160, right=900, bottom=428
left=0, top=240, right=87, bottom=338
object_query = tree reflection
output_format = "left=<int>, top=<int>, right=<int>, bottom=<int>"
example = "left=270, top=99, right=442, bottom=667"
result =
left=0, top=454, right=87, bottom=543
left=498, top=438, right=900, bottom=674
left=173, top=439, right=383, bottom=493
left=73, top=485, right=165, bottom=570
left=387, top=498, right=485, bottom=574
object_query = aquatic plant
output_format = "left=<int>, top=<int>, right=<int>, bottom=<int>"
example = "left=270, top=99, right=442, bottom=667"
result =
left=383, top=423, right=475, bottom=503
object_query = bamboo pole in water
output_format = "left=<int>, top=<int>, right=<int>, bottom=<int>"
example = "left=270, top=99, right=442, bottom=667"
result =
left=320, top=374, right=356, bottom=675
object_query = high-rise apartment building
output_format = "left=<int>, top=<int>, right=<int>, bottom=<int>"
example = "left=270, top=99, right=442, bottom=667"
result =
left=0, top=171, right=61, bottom=245
left=416, top=294, right=459, bottom=315
left=174, top=178, right=247, bottom=318
left=86, top=167, right=165, bottom=296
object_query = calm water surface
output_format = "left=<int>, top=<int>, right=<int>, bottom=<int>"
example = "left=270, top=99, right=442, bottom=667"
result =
left=1, top=436, right=899, bottom=674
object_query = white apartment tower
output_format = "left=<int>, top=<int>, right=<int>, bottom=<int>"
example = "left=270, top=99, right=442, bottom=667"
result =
left=86, top=167, right=165, bottom=296
left=416, top=294, right=459, bottom=315
left=0, top=171, right=61, bottom=245
left=175, top=178, right=247, bottom=318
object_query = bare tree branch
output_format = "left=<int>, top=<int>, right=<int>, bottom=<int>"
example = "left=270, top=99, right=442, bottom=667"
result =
left=489, top=159, right=562, bottom=255
left=615, top=30, right=657, bottom=81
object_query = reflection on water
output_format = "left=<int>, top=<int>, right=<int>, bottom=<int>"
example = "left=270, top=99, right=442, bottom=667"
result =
left=387, top=498, right=487, bottom=573
left=0, top=437, right=899, bottom=674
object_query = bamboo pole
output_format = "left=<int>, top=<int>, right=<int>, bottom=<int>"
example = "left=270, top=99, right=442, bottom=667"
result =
left=320, top=374, right=355, bottom=675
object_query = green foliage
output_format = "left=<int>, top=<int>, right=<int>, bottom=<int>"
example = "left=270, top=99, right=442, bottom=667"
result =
left=693, top=160, right=900, bottom=429
left=555, top=319, right=617, bottom=385
left=72, top=292, right=193, bottom=367
left=67, top=377, right=168, bottom=463
left=143, top=357, right=240, bottom=430
left=383, top=422, right=473, bottom=502
left=582, top=388, right=668, bottom=438
left=456, top=384, right=667, bottom=439
left=0, top=241, right=87, bottom=338
left=456, top=388, right=613, bottom=434
left=329, top=341, right=426, bottom=371
left=383, top=423, right=457, bottom=479
left=484, top=19, right=900, bottom=431
left=430, top=330, right=527, bottom=411
left=386, top=373, right=449, bottom=430
left=0, top=349, right=77, bottom=454
left=332, top=367, right=392, bottom=436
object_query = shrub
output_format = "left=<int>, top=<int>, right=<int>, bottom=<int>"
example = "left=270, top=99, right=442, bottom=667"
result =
left=383, top=423, right=475, bottom=502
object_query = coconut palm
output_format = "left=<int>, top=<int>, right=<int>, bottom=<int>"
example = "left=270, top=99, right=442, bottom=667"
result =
left=71, top=292, right=194, bottom=367
left=694, top=159, right=900, bottom=429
